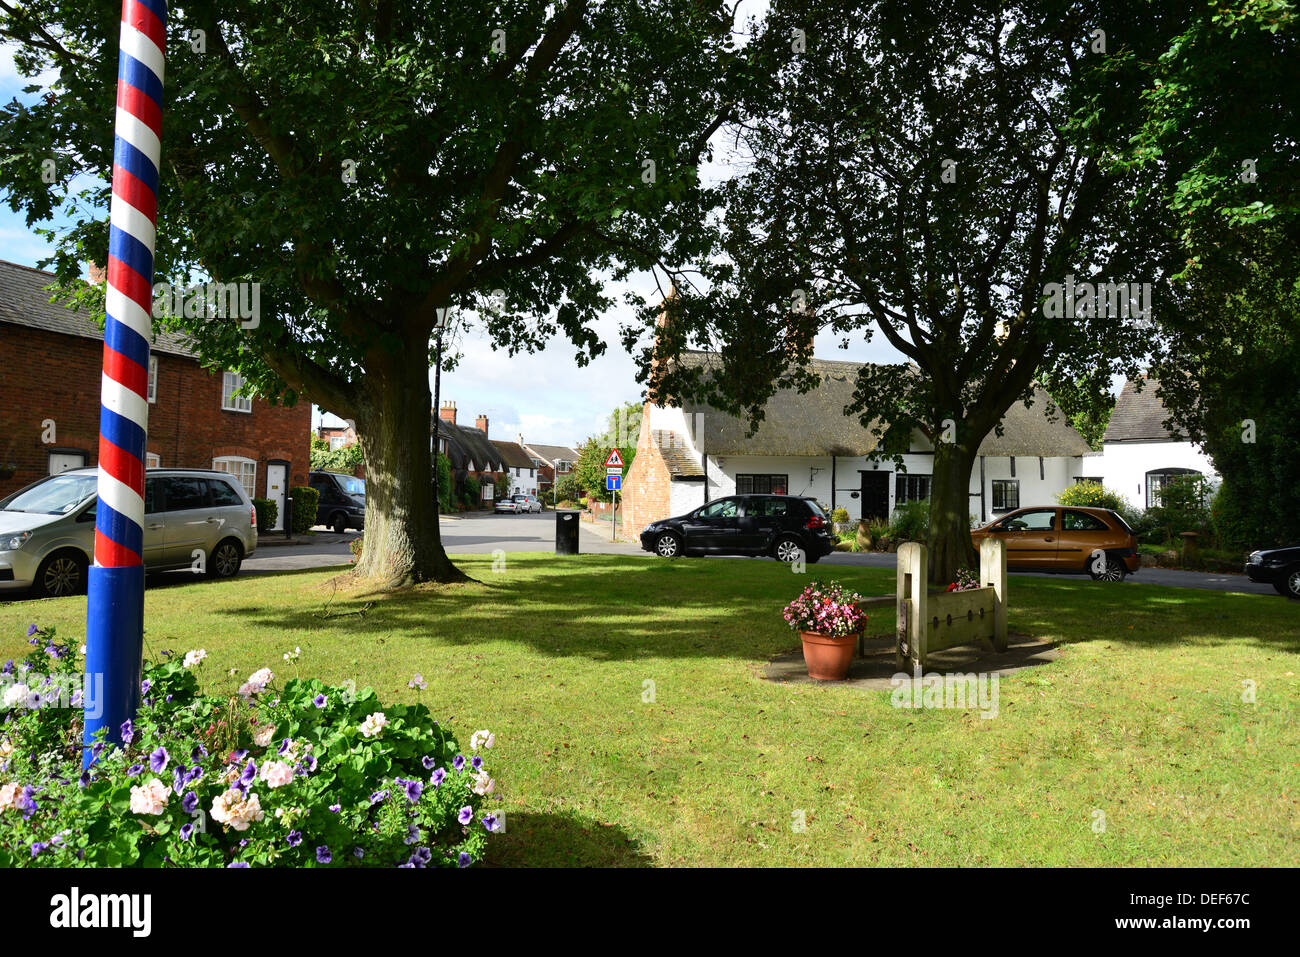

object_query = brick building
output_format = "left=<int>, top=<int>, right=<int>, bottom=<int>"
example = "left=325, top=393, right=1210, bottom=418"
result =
left=0, top=260, right=311, bottom=527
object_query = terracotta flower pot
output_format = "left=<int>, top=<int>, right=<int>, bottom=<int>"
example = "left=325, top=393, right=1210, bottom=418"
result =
left=800, top=629, right=861, bottom=681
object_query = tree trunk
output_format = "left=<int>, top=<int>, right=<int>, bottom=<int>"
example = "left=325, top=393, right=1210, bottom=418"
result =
left=351, top=347, right=468, bottom=586
left=927, top=440, right=979, bottom=586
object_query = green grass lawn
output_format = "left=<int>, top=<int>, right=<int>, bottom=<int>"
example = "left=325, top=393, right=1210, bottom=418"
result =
left=3, top=555, right=1298, bottom=867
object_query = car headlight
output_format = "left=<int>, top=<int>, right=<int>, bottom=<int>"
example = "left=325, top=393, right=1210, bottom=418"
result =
left=3, top=531, right=33, bottom=551
left=1247, top=551, right=1261, bottom=563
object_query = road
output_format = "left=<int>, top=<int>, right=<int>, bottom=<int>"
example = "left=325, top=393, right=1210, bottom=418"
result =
left=237, top=512, right=1283, bottom=598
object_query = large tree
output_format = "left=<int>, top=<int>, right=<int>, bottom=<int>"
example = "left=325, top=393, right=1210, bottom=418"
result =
left=0, top=0, right=741, bottom=586
left=635, top=0, right=1188, bottom=583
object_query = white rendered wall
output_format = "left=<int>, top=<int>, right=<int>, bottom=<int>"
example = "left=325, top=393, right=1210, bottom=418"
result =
left=1099, top=440, right=1219, bottom=510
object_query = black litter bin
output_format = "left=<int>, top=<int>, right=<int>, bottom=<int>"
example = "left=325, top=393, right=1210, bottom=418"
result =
left=555, top=509, right=581, bottom=555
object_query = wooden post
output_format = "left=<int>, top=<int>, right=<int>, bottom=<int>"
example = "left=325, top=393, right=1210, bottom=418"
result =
left=980, top=537, right=1008, bottom=651
left=897, top=542, right=929, bottom=671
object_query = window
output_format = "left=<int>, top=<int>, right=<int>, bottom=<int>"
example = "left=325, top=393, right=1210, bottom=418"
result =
left=736, top=474, right=788, bottom=495
left=146, top=453, right=161, bottom=468
left=221, top=371, right=253, bottom=412
left=1062, top=509, right=1108, bottom=531
left=1000, top=508, right=1054, bottom=531
left=164, top=477, right=208, bottom=511
left=148, top=356, right=157, bottom=403
left=895, top=473, right=931, bottom=503
left=329, top=435, right=344, bottom=451
left=752, top=498, right=793, bottom=518
left=1075, top=476, right=1103, bottom=485
left=698, top=498, right=739, bottom=519
left=144, top=478, right=159, bottom=513
left=213, top=456, right=257, bottom=497
left=991, top=479, right=1020, bottom=512
left=1146, top=468, right=1201, bottom=509
left=209, top=479, right=244, bottom=506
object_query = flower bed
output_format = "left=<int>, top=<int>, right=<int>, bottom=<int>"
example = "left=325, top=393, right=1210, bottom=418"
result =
left=0, top=626, right=501, bottom=868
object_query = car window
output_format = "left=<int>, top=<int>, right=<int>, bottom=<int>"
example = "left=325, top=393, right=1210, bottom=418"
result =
left=1062, top=510, right=1108, bottom=531
left=164, top=477, right=208, bottom=511
left=1001, top=509, right=1055, bottom=531
left=755, top=498, right=790, bottom=518
left=2, top=473, right=98, bottom=515
left=144, top=478, right=160, bottom=513
left=699, top=498, right=739, bottom=519
left=210, top=479, right=244, bottom=507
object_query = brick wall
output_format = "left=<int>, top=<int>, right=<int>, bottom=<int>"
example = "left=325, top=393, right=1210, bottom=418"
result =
left=620, top=401, right=671, bottom=535
left=0, top=323, right=311, bottom=500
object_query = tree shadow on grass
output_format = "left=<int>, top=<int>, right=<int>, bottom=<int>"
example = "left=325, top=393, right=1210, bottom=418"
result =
left=484, top=811, right=653, bottom=868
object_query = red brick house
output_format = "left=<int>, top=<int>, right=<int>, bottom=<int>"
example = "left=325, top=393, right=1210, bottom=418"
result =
left=0, top=260, right=311, bottom=528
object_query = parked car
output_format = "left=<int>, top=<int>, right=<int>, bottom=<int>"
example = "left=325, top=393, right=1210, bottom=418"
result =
left=970, top=505, right=1139, bottom=581
left=640, top=494, right=835, bottom=563
left=0, top=468, right=258, bottom=598
left=308, top=470, right=366, bottom=533
left=494, top=496, right=519, bottom=514
left=1245, top=545, right=1300, bottom=599
left=513, top=494, right=542, bottom=514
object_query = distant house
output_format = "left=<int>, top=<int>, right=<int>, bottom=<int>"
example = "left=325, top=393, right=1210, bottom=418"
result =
left=521, top=441, right=580, bottom=499
left=317, top=423, right=357, bottom=450
left=492, top=436, right=539, bottom=496
left=622, top=349, right=1094, bottom=534
left=0, top=259, right=311, bottom=528
left=431, top=402, right=506, bottom=504
left=1098, top=376, right=1219, bottom=509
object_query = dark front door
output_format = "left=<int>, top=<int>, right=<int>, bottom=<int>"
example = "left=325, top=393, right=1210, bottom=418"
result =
left=860, top=472, right=890, bottom=522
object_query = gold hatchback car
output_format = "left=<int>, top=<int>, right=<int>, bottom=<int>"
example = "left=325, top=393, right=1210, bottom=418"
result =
left=971, top=506, right=1139, bottom=581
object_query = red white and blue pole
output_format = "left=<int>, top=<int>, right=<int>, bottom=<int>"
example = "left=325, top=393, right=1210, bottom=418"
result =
left=84, top=0, right=167, bottom=767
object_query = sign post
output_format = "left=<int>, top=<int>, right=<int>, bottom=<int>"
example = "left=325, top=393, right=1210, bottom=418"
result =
left=604, top=450, right=624, bottom=542
left=84, top=0, right=167, bottom=767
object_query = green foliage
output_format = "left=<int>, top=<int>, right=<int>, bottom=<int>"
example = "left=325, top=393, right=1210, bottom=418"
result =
left=1144, top=475, right=1213, bottom=544
left=349, top=535, right=364, bottom=564
left=1055, top=481, right=1129, bottom=512
left=252, top=498, right=278, bottom=533
left=290, top=486, right=320, bottom=534
left=463, top=476, right=480, bottom=509
left=553, top=474, right=583, bottom=504
left=310, top=437, right=363, bottom=473
left=436, top=453, right=453, bottom=514
left=889, top=499, right=930, bottom=544
left=0, top=627, right=499, bottom=868
left=1037, top=372, right=1116, bottom=451
left=830, top=507, right=850, bottom=524
left=573, top=422, right=636, bottom=503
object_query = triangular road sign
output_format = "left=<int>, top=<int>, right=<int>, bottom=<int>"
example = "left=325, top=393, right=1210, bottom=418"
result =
left=604, top=448, right=624, bottom=468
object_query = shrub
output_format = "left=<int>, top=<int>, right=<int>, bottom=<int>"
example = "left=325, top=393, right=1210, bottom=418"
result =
left=555, top=500, right=575, bottom=510
left=553, top=475, right=583, bottom=504
left=1150, top=474, right=1213, bottom=542
left=252, top=498, right=278, bottom=532
left=1211, top=479, right=1266, bottom=550
left=290, top=486, right=320, bottom=534
left=463, top=476, right=480, bottom=509
left=0, top=626, right=502, bottom=868
left=889, top=499, right=929, bottom=543
left=1055, top=480, right=1129, bottom=512
left=831, top=507, right=850, bottom=525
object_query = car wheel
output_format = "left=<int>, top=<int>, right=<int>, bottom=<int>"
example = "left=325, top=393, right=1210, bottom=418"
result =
left=773, top=536, right=806, bottom=564
left=208, top=539, right=244, bottom=579
left=655, top=531, right=683, bottom=558
left=1280, top=567, right=1300, bottom=599
left=1087, top=554, right=1127, bottom=582
left=33, top=550, right=88, bottom=598
left=331, top=513, right=347, bottom=534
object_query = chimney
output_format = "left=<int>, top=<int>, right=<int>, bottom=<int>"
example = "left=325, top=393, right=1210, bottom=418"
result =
left=647, top=284, right=679, bottom=407
left=784, top=293, right=817, bottom=361
left=475, top=414, right=489, bottom=437
left=439, top=401, right=457, bottom=425
left=517, top=432, right=524, bottom=447
left=87, top=261, right=107, bottom=285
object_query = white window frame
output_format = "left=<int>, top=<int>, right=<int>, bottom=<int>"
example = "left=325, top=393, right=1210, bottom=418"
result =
left=212, top=456, right=257, bottom=497
left=148, top=355, right=157, bottom=403
left=146, top=452, right=161, bottom=468
left=221, top=371, right=253, bottom=413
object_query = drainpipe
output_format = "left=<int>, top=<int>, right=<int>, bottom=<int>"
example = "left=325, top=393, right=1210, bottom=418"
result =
left=979, top=454, right=987, bottom=523
left=702, top=453, right=710, bottom=504
left=831, top=455, right=836, bottom=513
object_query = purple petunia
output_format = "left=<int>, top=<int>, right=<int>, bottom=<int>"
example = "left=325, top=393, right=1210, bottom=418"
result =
left=457, top=805, right=473, bottom=825
left=120, top=720, right=134, bottom=745
left=127, top=763, right=143, bottom=777
left=180, top=823, right=194, bottom=841
left=31, top=841, right=49, bottom=857
left=353, top=846, right=365, bottom=859
left=453, top=754, right=466, bottom=771
left=313, top=694, right=327, bottom=708
left=1, top=660, right=12, bottom=675
left=192, top=744, right=208, bottom=762
left=421, top=755, right=436, bottom=770
left=90, top=741, right=105, bottom=759
left=232, top=749, right=248, bottom=761
left=278, top=738, right=292, bottom=755
left=26, top=624, right=38, bottom=637
left=471, top=756, right=483, bottom=770
left=316, top=846, right=331, bottom=864
left=458, top=852, right=471, bottom=868
left=239, top=760, right=257, bottom=787
left=482, top=813, right=500, bottom=833
left=405, top=824, right=420, bottom=845
left=181, top=791, right=199, bottom=814
left=78, top=770, right=90, bottom=788
left=150, top=746, right=169, bottom=774
left=369, top=789, right=388, bottom=805
left=430, top=767, right=446, bottom=787
left=287, top=830, right=302, bottom=847
left=172, top=767, right=185, bottom=794
left=141, top=679, right=151, bottom=695
left=402, top=778, right=423, bottom=803
left=329, top=804, right=341, bottom=813
left=227, top=862, right=249, bottom=868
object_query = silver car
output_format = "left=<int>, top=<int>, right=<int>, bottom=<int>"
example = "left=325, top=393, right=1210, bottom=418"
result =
left=0, top=468, right=258, bottom=598
left=513, top=494, right=542, bottom=513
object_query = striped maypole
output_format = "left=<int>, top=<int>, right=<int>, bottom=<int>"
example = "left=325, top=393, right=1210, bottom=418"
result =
left=84, top=0, right=167, bottom=767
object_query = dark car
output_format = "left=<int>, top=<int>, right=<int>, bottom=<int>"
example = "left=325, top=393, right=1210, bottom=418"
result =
left=308, top=470, right=366, bottom=533
left=640, top=495, right=835, bottom=563
left=1245, top=545, right=1300, bottom=599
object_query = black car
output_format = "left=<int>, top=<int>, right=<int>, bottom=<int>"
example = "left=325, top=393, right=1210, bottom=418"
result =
left=308, top=470, right=366, bottom=533
left=1245, top=545, right=1300, bottom=599
left=640, top=494, right=835, bottom=563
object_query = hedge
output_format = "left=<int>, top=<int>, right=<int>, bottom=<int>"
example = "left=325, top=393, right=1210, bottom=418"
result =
left=291, top=485, right=321, bottom=534
left=252, top=497, right=277, bottom=532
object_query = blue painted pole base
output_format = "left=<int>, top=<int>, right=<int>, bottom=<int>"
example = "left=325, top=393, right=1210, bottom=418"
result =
left=83, top=564, right=144, bottom=769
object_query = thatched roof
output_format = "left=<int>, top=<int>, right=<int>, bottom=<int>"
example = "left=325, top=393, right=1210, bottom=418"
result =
left=1104, top=376, right=1187, bottom=443
left=491, top=440, right=535, bottom=470
left=670, top=350, right=1090, bottom=458
left=433, top=419, right=504, bottom=471
left=653, top=430, right=705, bottom=477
